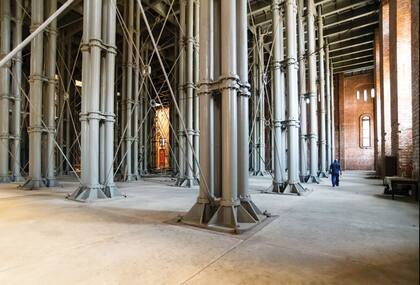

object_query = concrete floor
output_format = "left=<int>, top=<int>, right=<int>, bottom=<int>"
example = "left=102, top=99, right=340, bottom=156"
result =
left=0, top=171, right=418, bottom=285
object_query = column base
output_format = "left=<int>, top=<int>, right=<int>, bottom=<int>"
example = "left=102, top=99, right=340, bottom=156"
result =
left=67, top=185, right=109, bottom=202
left=11, top=175, right=25, bottom=183
left=103, top=183, right=125, bottom=199
left=299, top=175, right=309, bottom=183
left=44, top=178, right=60, bottom=187
left=282, top=182, right=311, bottom=196
left=122, top=174, right=138, bottom=182
left=182, top=198, right=216, bottom=226
left=21, top=178, right=46, bottom=190
left=0, top=176, right=11, bottom=183
left=207, top=203, right=259, bottom=234
left=268, top=181, right=286, bottom=193
left=305, top=175, right=320, bottom=184
left=239, top=196, right=265, bottom=222
left=253, top=170, right=269, bottom=176
left=176, top=177, right=199, bottom=187
left=318, top=171, right=328, bottom=178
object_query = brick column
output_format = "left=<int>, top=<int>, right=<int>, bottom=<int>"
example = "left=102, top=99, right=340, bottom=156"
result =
left=379, top=0, right=392, bottom=176
left=374, top=29, right=382, bottom=176
left=389, top=0, right=413, bottom=177
left=411, top=0, right=419, bottom=180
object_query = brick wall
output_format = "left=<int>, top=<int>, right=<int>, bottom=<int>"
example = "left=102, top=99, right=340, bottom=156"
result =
left=389, top=0, right=413, bottom=177
left=335, top=73, right=375, bottom=170
left=412, top=0, right=419, bottom=180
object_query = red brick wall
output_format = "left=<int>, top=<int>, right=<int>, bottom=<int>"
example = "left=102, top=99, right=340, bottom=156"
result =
left=389, top=0, right=413, bottom=177
left=335, top=73, right=375, bottom=170
left=412, top=0, right=419, bottom=180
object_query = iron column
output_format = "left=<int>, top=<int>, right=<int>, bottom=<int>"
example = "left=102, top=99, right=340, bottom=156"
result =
left=193, top=0, right=200, bottom=181
left=283, top=0, right=307, bottom=194
left=255, top=29, right=266, bottom=176
left=23, top=0, right=45, bottom=189
left=184, top=0, right=195, bottom=187
left=325, top=42, right=332, bottom=168
left=103, top=0, right=121, bottom=197
left=44, top=0, right=58, bottom=187
left=177, top=0, right=186, bottom=185
left=69, top=0, right=109, bottom=201
left=317, top=5, right=327, bottom=177
left=306, top=0, right=319, bottom=183
left=0, top=0, right=11, bottom=182
left=271, top=0, right=286, bottom=192
left=183, top=0, right=214, bottom=225
left=11, top=0, right=23, bottom=182
left=238, top=0, right=262, bottom=219
left=298, top=0, right=308, bottom=181
left=133, top=5, right=140, bottom=180
left=124, top=0, right=134, bottom=181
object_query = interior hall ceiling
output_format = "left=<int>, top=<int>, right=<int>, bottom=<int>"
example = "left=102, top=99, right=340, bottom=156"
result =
left=249, top=0, right=380, bottom=74
left=51, top=0, right=380, bottom=106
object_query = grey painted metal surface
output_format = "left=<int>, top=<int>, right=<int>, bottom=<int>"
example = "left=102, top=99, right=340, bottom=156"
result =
left=11, top=0, right=23, bottom=182
left=185, top=0, right=195, bottom=187
left=298, top=0, right=308, bottom=182
left=176, top=0, right=186, bottom=185
left=69, top=0, right=122, bottom=201
left=133, top=6, right=140, bottom=180
left=238, top=0, right=262, bottom=220
left=193, top=0, right=200, bottom=181
left=318, top=6, right=328, bottom=178
left=183, top=0, right=263, bottom=233
left=270, top=0, right=286, bottom=193
left=123, top=0, right=134, bottom=181
left=306, top=0, right=320, bottom=183
left=44, top=0, right=58, bottom=187
left=254, top=29, right=267, bottom=176
left=22, top=0, right=45, bottom=189
left=0, top=0, right=11, bottom=182
left=282, top=0, right=308, bottom=195
left=325, top=44, right=332, bottom=168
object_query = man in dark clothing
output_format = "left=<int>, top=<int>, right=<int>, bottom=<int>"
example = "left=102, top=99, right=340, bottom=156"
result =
left=329, top=159, right=342, bottom=187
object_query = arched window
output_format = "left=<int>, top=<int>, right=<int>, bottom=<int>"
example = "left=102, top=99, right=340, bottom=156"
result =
left=360, top=115, right=371, bottom=148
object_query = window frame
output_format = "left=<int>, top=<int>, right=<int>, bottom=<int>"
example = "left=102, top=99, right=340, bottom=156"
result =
left=359, top=114, right=372, bottom=149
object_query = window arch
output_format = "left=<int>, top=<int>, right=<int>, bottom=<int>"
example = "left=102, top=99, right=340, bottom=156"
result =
left=360, top=115, right=371, bottom=148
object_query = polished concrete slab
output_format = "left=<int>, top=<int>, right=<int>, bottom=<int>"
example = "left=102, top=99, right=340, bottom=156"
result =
left=0, top=172, right=418, bottom=284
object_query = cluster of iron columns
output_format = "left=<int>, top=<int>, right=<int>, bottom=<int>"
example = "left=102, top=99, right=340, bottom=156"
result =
left=247, top=0, right=335, bottom=189
left=68, top=0, right=123, bottom=201
left=183, top=0, right=264, bottom=233
left=176, top=0, right=200, bottom=187
left=0, top=0, right=335, bottom=204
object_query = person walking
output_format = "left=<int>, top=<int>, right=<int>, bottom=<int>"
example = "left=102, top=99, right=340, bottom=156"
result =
left=329, top=159, right=342, bottom=187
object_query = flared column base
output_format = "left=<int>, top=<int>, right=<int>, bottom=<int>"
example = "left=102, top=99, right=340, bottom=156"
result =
left=0, top=176, right=11, bottom=183
left=240, top=196, right=266, bottom=222
left=176, top=177, right=199, bottom=187
left=182, top=198, right=216, bottom=226
left=318, top=171, right=328, bottom=178
left=67, top=185, right=109, bottom=202
left=267, top=181, right=286, bottom=193
left=11, top=175, right=25, bottom=183
left=21, top=178, right=46, bottom=190
left=299, top=175, right=309, bottom=183
left=44, top=178, right=60, bottom=187
left=282, top=182, right=311, bottom=196
left=182, top=197, right=265, bottom=234
left=252, top=170, right=269, bottom=176
left=305, top=175, right=320, bottom=184
left=104, top=183, right=125, bottom=199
